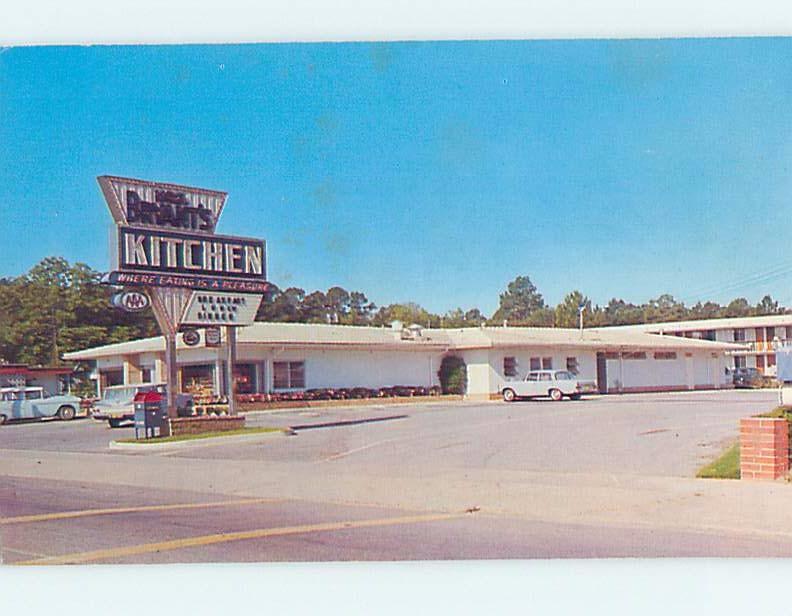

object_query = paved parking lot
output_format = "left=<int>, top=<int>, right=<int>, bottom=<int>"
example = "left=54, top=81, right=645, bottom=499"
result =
left=4, top=389, right=792, bottom=562
left=0, top=389, right=773, bottom=477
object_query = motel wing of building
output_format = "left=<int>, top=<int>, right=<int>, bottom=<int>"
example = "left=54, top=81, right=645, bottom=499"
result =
left=64, top=322, right=744, bottom=399
left=607, top=314, right=792, bottom=377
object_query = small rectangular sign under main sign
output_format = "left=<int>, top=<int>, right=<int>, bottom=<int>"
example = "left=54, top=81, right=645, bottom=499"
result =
left=104, top=271, right=270, bottom=293
left=204, top=326, right=222, bottom=347
left=181, top=291, right=262, bottom=327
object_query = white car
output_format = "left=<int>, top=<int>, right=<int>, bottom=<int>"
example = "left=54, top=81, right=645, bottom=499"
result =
left=501, top=370, right=597, bottom=402
left=91, top=383, right=194, bottom=428
left=0, top=387, right=82, bottom=424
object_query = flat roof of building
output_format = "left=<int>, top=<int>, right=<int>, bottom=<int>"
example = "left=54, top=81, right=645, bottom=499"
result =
left=0, top=364, right=73, bottom=376
left=601, top=313, right=792, bottom=334
left=62, top=321, right=744, bottom=361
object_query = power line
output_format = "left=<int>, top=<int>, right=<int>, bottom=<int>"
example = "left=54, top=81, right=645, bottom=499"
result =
left=679, top=260, right=792, bottom=304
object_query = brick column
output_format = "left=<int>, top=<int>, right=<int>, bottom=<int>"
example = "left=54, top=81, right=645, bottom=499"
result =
left=740, top=417, right=789, bottom=480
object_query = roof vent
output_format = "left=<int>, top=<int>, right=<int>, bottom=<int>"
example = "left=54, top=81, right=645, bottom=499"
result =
left=407, top=323, right=424, bottom=337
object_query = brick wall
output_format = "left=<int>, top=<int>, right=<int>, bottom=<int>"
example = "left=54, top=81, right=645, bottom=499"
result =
left=740, top=417, right=789, bottom=480
left=170, top=416, right=245, bottom=436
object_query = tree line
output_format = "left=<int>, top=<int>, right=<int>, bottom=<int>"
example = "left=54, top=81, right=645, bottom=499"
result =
left=0, top=259, right=787, bottom=366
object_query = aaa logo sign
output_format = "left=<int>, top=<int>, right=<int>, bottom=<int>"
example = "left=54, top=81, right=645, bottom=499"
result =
left=111, top=291, right=150, bottom=312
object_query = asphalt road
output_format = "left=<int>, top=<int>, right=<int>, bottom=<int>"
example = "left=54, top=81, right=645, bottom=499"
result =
left=7, top=475, right=792, bottom=564
left=2, top=389, right=791, bottom=563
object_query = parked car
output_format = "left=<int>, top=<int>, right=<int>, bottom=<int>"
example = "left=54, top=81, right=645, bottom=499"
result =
left=92, top=383, right=193, bottom=428
left=0, top=387, right=82, bottom=424
left=501, top=370, right=597, bottom=402
left=730, top=367, right=764, bottom=389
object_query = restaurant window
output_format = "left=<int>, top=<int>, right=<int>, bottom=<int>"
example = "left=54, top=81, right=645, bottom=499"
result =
left=541, top=357, right=553, bottom=370
left=181, top=364, right=215, bottom=395
left=141, top=368, right=152, bottom=383
left=102, top=370, right=124, bottom=387
left=234, top=363, right=257, bottom=394
left=653, top=352, right=677, bottom=360
left=734, top=356, right=746, bottom=369
left=503, top=357, right=518, bottom=378
left=733, top=329, right=746, bottom=342
left=274, top=361, right=305, bottom=389
left=529, top=357, right=541, bottom=371
left=566, top=357, right=579, bottom=374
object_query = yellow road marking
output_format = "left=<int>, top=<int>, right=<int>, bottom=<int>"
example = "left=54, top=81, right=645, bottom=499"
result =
left=17, top=512, right=465, bottom=565
left=0, top=498, right=281, bottom=526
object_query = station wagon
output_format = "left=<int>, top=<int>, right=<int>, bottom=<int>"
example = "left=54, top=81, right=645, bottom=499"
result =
left=501, top=370, right=597, bottom=402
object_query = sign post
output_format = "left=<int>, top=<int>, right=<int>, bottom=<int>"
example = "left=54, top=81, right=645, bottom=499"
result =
left=225, top=326, right=237, bottom=416
left=98, top=175, right=268, bottom=430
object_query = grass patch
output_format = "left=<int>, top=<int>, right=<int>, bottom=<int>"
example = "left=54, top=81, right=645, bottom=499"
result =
left=697, top=442, right=740, bottom=479
left=116, top=426, right=282, bottom=444
left=757, top=406, right=791, bottom=418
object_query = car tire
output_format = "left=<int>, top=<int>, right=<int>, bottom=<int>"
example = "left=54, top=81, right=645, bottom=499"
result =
left=549, top=388, right=563, bottom=402
left=0, top=414, right=6, bottom=425
left=57, top=405, right=76, bottom=421
left=108, top=418, right=123, bottom=428
left=502, top=388, right=516, bottom=402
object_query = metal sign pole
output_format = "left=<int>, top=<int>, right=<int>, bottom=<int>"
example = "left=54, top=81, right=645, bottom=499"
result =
left=164, top=332, right=178, bottom=424
left=225, top=326, right=237, bottom=415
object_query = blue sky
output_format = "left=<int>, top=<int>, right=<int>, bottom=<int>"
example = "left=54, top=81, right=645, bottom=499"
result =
left=2, top=38, right=792, bottom=315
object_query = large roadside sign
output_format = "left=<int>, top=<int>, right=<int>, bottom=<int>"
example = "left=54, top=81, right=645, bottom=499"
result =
left=99, top=176, right=267, bottom=291
left=98, top=175, right=268, bottom=424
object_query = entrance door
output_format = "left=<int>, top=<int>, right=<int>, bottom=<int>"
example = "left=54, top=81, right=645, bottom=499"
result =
left=596, top=352, right=608, bottom=393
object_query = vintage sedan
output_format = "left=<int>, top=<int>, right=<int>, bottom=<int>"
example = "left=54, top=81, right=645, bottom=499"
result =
left=0, top=387, right=82, bottom=424
left=501, top=370, right=597, bottom=402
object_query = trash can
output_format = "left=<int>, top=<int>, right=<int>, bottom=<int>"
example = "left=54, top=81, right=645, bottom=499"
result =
left=134, top=390, right=168, bottom=439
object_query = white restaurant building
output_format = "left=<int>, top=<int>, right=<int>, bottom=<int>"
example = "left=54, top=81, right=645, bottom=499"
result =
left=64, top=321, right=745, bottom=400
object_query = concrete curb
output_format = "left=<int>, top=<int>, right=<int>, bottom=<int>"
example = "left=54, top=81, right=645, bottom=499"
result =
left=108, top=429, right=285, bottom=451
left=242, top=399, right=497, bottom=417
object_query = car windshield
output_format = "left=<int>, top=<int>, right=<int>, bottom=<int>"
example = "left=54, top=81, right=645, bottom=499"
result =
left=102, top=387, right=139, bottom=403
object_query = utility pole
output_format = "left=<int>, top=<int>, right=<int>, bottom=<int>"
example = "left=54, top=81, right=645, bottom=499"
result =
left=578, top=303, right=586, bottom=333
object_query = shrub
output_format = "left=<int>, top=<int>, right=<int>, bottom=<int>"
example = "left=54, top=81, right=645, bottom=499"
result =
left=438, top=355, right=467, bottom=395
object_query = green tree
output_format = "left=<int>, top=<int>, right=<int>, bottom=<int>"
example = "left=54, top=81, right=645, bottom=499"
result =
left=438, top=355, right=466, bottom=394
left=642, top=294, right=687, bottom=323
left=373, top=303, right=435, bottom=327
left=755, top=294, right=782, bottom=316
left=689, top=301, right=722, bottom=320
left=603, top=299, right=644, bottom=326
left=554, top=291, right=592, bottom=328
left=491, top=276, right=546, bottom=324
left=0, top=257, right=157, bottom=366
left=722, top=297, right=752, bottom=318
left=347, top=291, right=377, bottom=324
